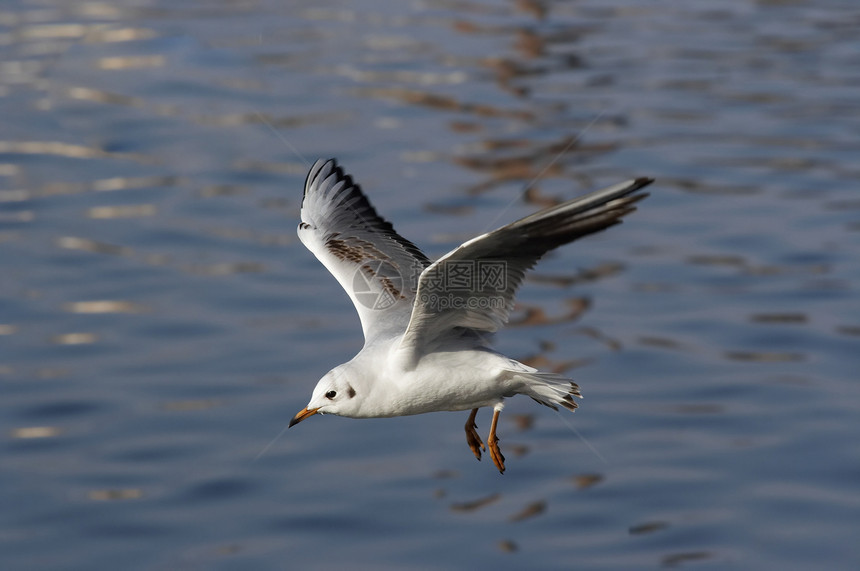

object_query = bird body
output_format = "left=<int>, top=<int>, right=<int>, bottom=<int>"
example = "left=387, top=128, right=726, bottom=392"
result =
left=319, top=344, right=541, bottom=418
left=289, top=159, right=652, bottom=473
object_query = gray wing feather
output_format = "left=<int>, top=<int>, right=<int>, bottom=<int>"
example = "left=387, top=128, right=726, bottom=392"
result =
left=399, top=177, right=653, bottom=359
left=298, top=159, right=430, bottom=341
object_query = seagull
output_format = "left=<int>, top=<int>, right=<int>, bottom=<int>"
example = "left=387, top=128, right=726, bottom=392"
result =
left=289, top=159, right=652, bottom=473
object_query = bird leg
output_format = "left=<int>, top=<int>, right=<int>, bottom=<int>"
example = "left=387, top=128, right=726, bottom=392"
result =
left=464, top=408, right=485, bottom=461
left=488, top=408, right=506, bottom=474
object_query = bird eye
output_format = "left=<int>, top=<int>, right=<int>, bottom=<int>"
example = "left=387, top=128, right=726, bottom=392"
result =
left=325, top=390, right=337, bottom=399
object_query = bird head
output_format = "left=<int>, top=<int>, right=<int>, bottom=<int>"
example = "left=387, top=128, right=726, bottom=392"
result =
left=289, top=365, right=361, bottom=426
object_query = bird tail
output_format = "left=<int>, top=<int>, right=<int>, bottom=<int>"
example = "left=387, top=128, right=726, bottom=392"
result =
left=507, top=369, right=581, bottom=412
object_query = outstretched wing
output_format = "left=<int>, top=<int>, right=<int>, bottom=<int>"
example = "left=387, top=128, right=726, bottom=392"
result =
left=298, top=159, right=430, bottom=341
left=398, top=177, right=653, bottom=360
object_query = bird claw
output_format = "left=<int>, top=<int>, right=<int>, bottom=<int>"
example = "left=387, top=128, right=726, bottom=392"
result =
left=488, top=433, right=506, bottom=474
left=465, top=407, right=505, bottom=473
left=464, top=409, right=486, bottom=461
left=488, top=408, right=505, bottom=474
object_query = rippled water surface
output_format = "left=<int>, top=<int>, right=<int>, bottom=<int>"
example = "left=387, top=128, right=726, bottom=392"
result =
left=2, top=1, right=859, bottom=569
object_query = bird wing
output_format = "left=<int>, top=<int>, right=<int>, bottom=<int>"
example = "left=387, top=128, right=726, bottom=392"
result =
left=298, top=159, right=430, bottom=342
left=398, top=177, right=653, bottom=361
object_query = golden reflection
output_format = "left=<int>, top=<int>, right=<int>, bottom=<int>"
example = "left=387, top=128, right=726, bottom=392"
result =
left=97, top=55, right=165, bottom=70
left=514, top=0, right=548, bottom=20
left=0, top=324, right=17, bottom=335
left=75, top=2, right=123, bottom=19
left=87, top=204, right=156, bottom=219
left=509, top=298, right=590, bottom=327
left=337, top=65, right=468, bottom=86
left=448, top=120, right=482, bottom=133
left=572, top=473, right=604, bottom=490
left=667, top=177, right=760, bottom=196
left=454, top=138, right=617, bottom=195
left=57, top=236, right=132, bottom=256
left=12, top=426, right=60, bottom=438
left=65, top=86, right=181, bottom=117
left=400, top=150, right=442, bottom=163
left=213, top=77, right=265, bottom=91
left=576, top=326, right=623, bottom=351
left=22, top=175, right=181, bottom=199
left=450, top=493, right=501, bottom=513
left=531, top=262, right=625, bottom=287
left=0, top=141, right=125, bottom=159
left=85, top=27, right=157, bottom=43
left=18, top=24, right=90, bottom=40
left=510, top=414, right=534, bottom=431
left=192, top=110, right=348, bottom=128
left=836, top=325, right=860, bottom=337
left=65, top=86, right=143, bottom=107
left=95, top=176, right=180, bottom=192
left=497, top=540, right=517, bottom=553
left=353, top=86, right=534, bottom=120
left=508, top=443, right=529, bottom=458
left=508, top=500, right=546, bottom=522
left=629, top=521, right=669, bottom=535
left=64, top=300, right=147, bottom=314
left=523, top=186, right=561, bottom=207
left=186, top=262, right=265, bottom=275
left=514, top=29, right=545, bottom=58
left=51, top=332, right=97, bottom=345
left=518, top=350, right=584, bottom=374
left=724, top=351, right=804, bottom=362
left=197, top=184, right=249, bottom=197
left=88, top=489, right=143, bottom=501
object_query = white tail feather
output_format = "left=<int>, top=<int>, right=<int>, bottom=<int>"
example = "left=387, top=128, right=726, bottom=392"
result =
left=507, top=370, right=582, bottom=412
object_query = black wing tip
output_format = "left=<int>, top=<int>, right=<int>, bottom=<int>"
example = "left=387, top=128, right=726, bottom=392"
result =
left=300, top=158, right=432, bottom=266
left=608, top=177, right=653, bottom=206
left=631, top=177, right=655, bottom=192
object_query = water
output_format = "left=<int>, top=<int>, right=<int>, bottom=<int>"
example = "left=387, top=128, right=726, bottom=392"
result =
left=2, top=0, right=859, bottom=569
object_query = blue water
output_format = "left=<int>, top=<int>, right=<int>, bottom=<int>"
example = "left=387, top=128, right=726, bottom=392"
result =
left=2, top=0, right=859, bottom=569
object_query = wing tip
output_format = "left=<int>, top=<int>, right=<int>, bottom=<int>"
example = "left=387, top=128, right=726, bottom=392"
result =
left=631, top=177, right=655, bottom=192
left=303, top=158, right=341, bottom=200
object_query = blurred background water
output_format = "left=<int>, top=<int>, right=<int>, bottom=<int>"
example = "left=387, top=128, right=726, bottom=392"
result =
left=1, top=0, right=859, bottom=569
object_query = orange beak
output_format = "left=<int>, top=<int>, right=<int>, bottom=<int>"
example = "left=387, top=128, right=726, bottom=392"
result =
left=289, top=407, right=320, bottom=427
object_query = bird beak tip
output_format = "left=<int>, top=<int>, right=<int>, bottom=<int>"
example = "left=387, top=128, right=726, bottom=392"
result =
left=289, top=407, right=320, bottom=427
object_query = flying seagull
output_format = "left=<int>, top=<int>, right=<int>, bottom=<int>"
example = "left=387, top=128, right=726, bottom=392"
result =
left=289, top=159, right=652, bottom=473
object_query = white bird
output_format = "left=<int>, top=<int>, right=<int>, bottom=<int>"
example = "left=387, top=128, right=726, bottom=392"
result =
left=290, top=159, right=652, bottom=473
